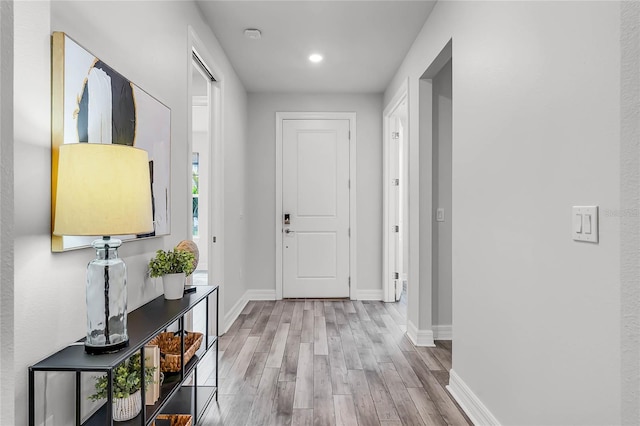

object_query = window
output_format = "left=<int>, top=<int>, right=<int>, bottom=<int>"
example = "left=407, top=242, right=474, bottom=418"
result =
left=192, top=152, right=199, bottom=237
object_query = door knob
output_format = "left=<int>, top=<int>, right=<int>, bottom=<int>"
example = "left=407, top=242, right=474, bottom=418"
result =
left=284, top=229, right=295, bottom=234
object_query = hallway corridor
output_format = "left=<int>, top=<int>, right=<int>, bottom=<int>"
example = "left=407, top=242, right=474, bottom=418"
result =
left=200, top=299, right=470, bottom=425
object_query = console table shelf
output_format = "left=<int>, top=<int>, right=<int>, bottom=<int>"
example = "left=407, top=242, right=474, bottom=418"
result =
left=28, top=286, right=219, bottom=426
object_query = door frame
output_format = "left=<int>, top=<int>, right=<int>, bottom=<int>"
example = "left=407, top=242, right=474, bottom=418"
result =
left=383, top=79, right=409, bottom=303
left=275, top=112, right=357, bottom=300
left=188, top=26, right=225, bottom=328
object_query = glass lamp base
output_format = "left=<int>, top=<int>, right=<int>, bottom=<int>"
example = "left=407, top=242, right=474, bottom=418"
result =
left=85, top=339, right=129, bottom=355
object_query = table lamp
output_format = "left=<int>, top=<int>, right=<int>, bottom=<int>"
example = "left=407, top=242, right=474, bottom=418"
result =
left=53, top=143, right=154, bottom=354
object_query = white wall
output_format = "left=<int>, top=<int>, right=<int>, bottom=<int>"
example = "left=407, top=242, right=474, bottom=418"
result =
left=431, top=60, right=452, bottom=328
left=0, top=1, right=14, bottom=425
left=386, top=1, right=622, bottom=424
left=246, top=93, right=383, bottom=295
left=14, top=1, right=247, bottom=424
left=620, top=2, right=640, bottom=423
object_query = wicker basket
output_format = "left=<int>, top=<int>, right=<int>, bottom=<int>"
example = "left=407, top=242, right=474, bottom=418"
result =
left=148, top=332, right=203, bottom=373
left=153, top=414, right=193, bottom=426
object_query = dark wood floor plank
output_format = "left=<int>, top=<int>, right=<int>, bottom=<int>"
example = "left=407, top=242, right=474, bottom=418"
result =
left=291, top=302, right=305, bottom=333
left=348, top=369, right=381, bottom=426
left=381, top=333, right=422, bottom=388
left=364, top=367, right=401, bottom=422
left=314, top=315, right=329, bottom=355
left=267, top=322, right=291, bottom=368
left=339, top=323, right=363, bottom=370
left=279, top=333, right=302, bottom=382
left=342, top=300, right=357, bottom=314
left=271, top=299, right=285, bottom=317
left=301, top=309, right=315, bottom=343
left=255, top=311, right=282, bottom=352
left=431, top=343, right=453, bottom=371
left=246, top=367, right=280, bottom=426
left=218, top=328, right=251, bottom=378
left=223, top=335, right=260, bottom=394
left=334, top=394, right=358, bottom=426
left=292, top=409, right=314, bottom=426
left=407, top=387, right=447, bottom=426
left=293, top=342, right=314, bottom=409
left=382, top=367, right=426, bottom=425
left=280, top=300, right=296, bottom=324
left=334, top=302, right=348, bottom=326
left=380, top=314, right=415, bottom=352
left=271, top=380, right=296, bottom=426
left=353, top=301, right=371, bottom=322
left=225, top=313, right=246, bottom=337
left=328, top=336, right=351, bottom=395
left=403, top=351, right=471, bottom=425
left=314, top=355, right=336, bottom=426
left=416, top=346, right=445, bottom=371
left=241, top=301, right=264, bottom=329
left=250, top=305, right=272, bottom=336
left=241, top=301, right=256, bottom=316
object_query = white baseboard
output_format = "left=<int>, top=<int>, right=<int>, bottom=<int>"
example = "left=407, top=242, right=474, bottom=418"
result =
left=358, top=289, right=383, bottom=300
left=223, top=291, right=248, bottom=334
left=433, top=324, right=452, bottom=340
left=246, top=289, right=277, bottom=300
left=406, top=320, right=435, bottom=347
left=447, top=369, right=501, bottom=426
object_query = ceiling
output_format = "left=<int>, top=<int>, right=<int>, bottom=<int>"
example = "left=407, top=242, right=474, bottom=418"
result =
left=196, top=1, right=437, bottom=93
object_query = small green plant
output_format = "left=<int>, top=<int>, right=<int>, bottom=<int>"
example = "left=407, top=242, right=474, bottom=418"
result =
left=148, top=248, right=195, bottom=278
left=89, top=353, right=155, bottom=401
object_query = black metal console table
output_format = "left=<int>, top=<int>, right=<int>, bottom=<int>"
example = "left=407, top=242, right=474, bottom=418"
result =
left=29, top=285, right=218, bottom=426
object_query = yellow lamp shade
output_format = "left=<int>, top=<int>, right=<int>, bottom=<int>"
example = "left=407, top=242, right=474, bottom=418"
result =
left=53, top=143, right=154, bottom=236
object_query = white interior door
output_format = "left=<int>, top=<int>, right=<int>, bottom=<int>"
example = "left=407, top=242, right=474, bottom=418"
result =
left=282, top=119, right=350, bottom=298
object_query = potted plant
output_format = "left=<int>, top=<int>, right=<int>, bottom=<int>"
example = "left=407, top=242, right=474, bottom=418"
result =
left=148, top=248, right=196, bottom=300
left=89, top=353, right=155, bottom=422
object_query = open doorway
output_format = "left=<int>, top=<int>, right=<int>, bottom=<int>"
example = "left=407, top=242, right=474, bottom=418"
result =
left=419, top=40, right=453, bottom=351
left=383, top=80, right=409, bottom=310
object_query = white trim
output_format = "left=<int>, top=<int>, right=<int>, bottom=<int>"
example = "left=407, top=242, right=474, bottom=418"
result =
left=188, top=26, right=225, bottom=338
left=275, top=112, right=357, bottom=300
left=222, top=291, right=248, bottom=334
left=246, top=289, right=277, bottom=301
left=383, top=78, right=409, bottom=303
left=406, top=320, right=435, bottom=347
left=433, top=324, right=452, bottom=340
left=447, top=369, right=501, bottom=426
left=357, top=289, right=383, bottom=301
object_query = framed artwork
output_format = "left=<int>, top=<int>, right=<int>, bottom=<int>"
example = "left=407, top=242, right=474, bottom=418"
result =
left=51, top=32, right=171, bottom=251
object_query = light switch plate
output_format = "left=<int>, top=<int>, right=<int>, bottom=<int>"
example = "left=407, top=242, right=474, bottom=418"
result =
left=572, top=206, right=598, bottom=243
left=436, top=208, right=445, bottom=222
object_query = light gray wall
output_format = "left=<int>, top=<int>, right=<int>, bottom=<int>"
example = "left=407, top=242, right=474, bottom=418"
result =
left=386, top=1, right=621, bottom=424
left=246, top=93, right=383, bottom=294
left=621, top=1, right=640, bottom=423
left=431, top=60, right=452, bottom=328
left=0, top=1, right=14, bottom=425
left=14, top=1, right=248, bottom=424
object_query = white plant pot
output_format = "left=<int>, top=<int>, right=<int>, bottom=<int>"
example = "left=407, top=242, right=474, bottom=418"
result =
left=112, top=389, right=142, bottom=422
left=163, top=273, right=185, bottom=300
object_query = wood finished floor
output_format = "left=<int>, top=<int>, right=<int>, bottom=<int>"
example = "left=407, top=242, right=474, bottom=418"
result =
left=198, top=299, right=471, bottom=426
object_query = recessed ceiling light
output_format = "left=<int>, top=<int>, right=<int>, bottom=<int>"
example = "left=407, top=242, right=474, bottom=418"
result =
left=244, top=28, right=262, bottom=40
left=309, top=54, right=323, bottom=63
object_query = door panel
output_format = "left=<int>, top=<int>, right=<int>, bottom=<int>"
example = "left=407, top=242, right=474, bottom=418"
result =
left=283, top=119, right=349, bottom=298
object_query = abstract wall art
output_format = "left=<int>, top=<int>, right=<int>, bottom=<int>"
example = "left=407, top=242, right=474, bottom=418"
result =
left=51, top=32, right=171, bottom=251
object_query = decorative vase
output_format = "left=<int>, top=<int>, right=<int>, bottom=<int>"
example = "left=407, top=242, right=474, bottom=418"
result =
left=162, top=273, right=185, bottom=300
left=112, top=390, right=142, bottom=422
